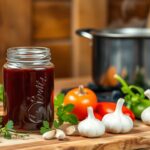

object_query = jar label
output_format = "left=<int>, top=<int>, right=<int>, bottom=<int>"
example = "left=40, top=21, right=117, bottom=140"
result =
left=26, top=76, right=48, bottom=124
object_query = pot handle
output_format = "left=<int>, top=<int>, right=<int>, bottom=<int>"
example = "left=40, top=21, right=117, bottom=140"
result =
left=76, top=28, right=94, bottom=39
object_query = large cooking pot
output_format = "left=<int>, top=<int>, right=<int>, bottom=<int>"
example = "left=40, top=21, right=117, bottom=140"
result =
left=76, top=28, right=150, bottom=87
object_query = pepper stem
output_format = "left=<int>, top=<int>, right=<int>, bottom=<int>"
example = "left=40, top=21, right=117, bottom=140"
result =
left=115, top=98, right=125, bottom=114
left=78, top=85, right=86, bottom=95
left=114, top=74, right=134, bottom=96
left=87, top=107, right=95, bottom=119
left=114, top=74, right=128, bottom=87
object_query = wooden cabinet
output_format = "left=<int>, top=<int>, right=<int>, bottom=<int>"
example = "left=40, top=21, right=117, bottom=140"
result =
left=0, top=0, right=31, bottom=82
left=108, top=0, right=150, bottom=27
left=32, top=0, right=72, bottom=77
left=0, top=0, right=107, bottom=82
left=33, top=0, right=71, bottom=40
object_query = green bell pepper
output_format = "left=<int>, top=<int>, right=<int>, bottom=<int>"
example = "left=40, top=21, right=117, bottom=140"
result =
left=115, top=74, right=150, bottom=119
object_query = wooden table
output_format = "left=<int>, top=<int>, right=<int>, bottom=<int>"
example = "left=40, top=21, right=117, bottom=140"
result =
left=1, top=77, right=150, bottom=150
left=54, top=76, right=91, bottom=94
left=0, top=76, right=91, bottom=114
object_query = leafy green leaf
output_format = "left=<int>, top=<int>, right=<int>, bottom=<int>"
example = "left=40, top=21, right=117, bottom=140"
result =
left=4, top=132, right=12, bottom=139
left=5, top=120, right=14, bottom=130
left=53, top=120, right=60, bottom=129
left=67, top=114, right=78, bottom=125
left=43, top=121, right=50, bottom=128
left=56, top=106, right=64, bottom=116
left=0, top=120, right=28, bottom=139
left=41, top=93, right=78, bottom=130
left=62, top=114, right=78, bottom=125
left=64, top=104, right=74, bottom=112
left=54, top=93, right=65, bottom=108
left=40, top=127, right=50, bottom=134
left=40, top=121, right=51, bottom=134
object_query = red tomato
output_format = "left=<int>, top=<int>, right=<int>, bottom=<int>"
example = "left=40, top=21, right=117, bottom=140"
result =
left=64, top=85, right=97, bottom=120
left=95, top=102, right=135, bottom=121
left=94, top=112, right=102, bottom=120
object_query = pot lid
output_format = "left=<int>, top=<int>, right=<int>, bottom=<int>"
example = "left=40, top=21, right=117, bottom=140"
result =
left=92, top=28, right=150, bottom=38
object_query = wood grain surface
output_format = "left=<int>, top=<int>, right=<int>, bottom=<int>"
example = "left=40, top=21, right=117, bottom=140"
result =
left=72, top=0, right=108, bottom=77
left=0, top=121, right=150, bottom=150
left=0, top=77, right=150, bottom=149
left=33, top=0, right=71, bottom=40
left=0, top=0, right=31, bottom=83
left=33, top=40, right=72, bottom=77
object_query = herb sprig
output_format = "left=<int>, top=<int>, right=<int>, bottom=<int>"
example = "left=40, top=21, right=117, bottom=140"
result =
left=40, top=93, right=78, bottom=134
left=0, top=117, right=28, bottom=139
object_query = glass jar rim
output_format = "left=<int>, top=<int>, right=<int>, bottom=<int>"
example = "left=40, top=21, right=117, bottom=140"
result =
left=7, top=47, right=50, bottom=53
left=7, top=47, right=51, bottom=64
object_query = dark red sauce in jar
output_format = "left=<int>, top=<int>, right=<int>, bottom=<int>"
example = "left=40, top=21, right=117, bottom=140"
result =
left=3, top=47, right=54, bottom=130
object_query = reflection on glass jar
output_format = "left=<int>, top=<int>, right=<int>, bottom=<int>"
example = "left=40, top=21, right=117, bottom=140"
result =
left=3, top=47, right=54, bottom=130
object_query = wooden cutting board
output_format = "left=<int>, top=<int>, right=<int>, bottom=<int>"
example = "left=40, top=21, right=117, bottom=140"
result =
left=0, top=120, right=150, bottom=150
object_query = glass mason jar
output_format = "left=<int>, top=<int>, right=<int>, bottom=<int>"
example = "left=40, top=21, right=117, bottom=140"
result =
left=3, top=47, right=54, bottom=130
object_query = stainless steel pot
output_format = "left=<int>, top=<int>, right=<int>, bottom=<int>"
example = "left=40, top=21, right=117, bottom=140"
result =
left=76, top=28, right=150, bottom=87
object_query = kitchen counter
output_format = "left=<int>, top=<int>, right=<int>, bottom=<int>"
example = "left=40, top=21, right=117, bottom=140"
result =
left=54, top=76, right=91, bottom=94
left=0, top=77, right=150, bottom=150
left=0, top=76, right=91, bottom=114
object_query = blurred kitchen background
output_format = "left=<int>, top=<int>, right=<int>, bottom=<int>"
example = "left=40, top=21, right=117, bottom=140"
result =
left=0, top=0, right=150, bottom=83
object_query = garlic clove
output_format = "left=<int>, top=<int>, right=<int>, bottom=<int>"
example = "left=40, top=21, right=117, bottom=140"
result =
left=141, top=107, right=150, bottom=125
left=42, top=130, right=56, bottom=140
left=78, top=107, right=105, bottom=138
left=66, top=125, right=79, bottom=136
left=55, top=129, right=66, bottom=140
left=102, top=98, right=133, bottom=134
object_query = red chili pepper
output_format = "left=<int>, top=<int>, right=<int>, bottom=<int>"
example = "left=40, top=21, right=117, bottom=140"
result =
left=95, top=102, right=135, bottom=121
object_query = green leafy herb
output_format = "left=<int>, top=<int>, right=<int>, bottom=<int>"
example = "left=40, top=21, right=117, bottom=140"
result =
left=40, top=121, right=51, bottom=134
left=64, top=104, right=74, bottom=112
left=40, top=93, right=78, bottom=134
left=53, top=120, right=60, bottom=129
left=0, top=119, right=28, bottom=139
left=54, top=93, right=64, bottom=108
left=53, top=93, right=78, bottom=128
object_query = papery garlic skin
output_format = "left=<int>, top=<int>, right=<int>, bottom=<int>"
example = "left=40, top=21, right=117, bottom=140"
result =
left=102, top=98, right=133, bottom=134
left=141, top=107, right=150, bottom=125
left=55, top=129, right=66, bottom=140
left=78, top=107, right=105, bottom=138
left=144, top=89, right=150, bottom=99
left=42, top=130, right=56, bottom=140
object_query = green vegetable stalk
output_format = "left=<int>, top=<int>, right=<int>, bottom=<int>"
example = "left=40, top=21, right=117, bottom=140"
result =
left=114, top=74, right=150, bottom=119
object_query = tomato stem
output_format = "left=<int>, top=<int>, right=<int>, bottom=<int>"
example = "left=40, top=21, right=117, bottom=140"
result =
left=78, top=85, right=86, bottom=95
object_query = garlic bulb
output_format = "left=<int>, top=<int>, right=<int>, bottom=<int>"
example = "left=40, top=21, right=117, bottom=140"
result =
left=144, top=89, right=150, bottom=99
left=78, top=107, right=105, bottom=138
left=141, top=107, right=150, bottom=125
left=102, top=98, right=133, bottom=133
